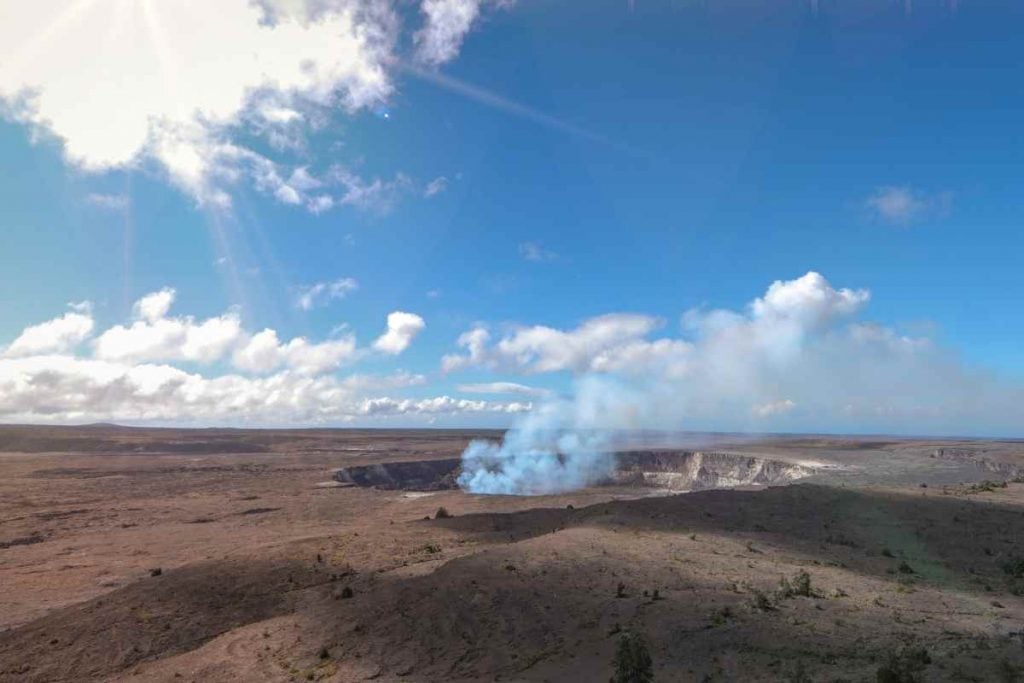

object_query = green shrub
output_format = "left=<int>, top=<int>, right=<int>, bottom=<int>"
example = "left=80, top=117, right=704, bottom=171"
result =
left=876, top=645, right=930, bottom=683
left=611, top=632, right=653, bottom=683
left=1002, top=557, right=1024, bottom=579
left=749, top=588, right=774, bottom=611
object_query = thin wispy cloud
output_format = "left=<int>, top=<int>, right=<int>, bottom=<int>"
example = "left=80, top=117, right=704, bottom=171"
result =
left=519, top=241, right=557, bottom=262
left=458, top=381, right=552, bottom=398
left=296, top=278, right=359, bottom=311
left=85, top=193, right=130, bottom=211
left=424, top=176, right=449, bottom=197
left=866, top=186, right=951, bottom=226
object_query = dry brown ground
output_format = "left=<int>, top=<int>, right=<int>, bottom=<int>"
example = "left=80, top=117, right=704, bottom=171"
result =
left=2, top=427, right=1024, bottom=682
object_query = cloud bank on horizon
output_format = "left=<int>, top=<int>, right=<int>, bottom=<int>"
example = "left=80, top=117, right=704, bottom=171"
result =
left=2, top=272, right=1021, bottom=436
left=0, top=286, right=529, bottom=425
left=445, top=271, right=1024, bottom=437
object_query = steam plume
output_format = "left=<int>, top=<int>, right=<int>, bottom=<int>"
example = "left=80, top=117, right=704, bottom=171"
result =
left=456, top=271, right=1024, bottom=495
left=458, top=376, right=638, bottom=494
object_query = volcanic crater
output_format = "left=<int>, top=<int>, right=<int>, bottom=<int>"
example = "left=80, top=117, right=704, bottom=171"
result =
left=333, top=449, right=814, bottom=493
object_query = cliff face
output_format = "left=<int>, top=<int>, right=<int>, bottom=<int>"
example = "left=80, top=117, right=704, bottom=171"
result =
left=334, top=450, right=813, bottom=492
left=334, top=458, right=462, bottom=491
left=612, top=451, right=812, bottom=491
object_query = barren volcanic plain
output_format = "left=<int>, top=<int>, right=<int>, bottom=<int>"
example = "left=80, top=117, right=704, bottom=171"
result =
left=3, top=425, right=1024, bottom=682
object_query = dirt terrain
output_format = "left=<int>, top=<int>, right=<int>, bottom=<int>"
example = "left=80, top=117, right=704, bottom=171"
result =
left=2, top=425, right=1024, bottom=681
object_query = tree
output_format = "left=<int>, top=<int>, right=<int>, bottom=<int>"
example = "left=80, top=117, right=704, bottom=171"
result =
left=611, top=632, right=653, bottom=683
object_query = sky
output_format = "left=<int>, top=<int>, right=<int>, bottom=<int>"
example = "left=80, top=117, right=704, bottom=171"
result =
left=1, top=0, right=1022, bottom=436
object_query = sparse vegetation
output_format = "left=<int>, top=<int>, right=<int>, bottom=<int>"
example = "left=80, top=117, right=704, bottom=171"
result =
left=966, top=480, right=1008, bottom=494
left=749, top=588, right=774, bottom=611
left=876, top=645, right=930, bottom=683
left=610, top=631, right=654, bottom=683
left=339, top=586, right=354, bottom=599
left=777, top=570, right=815, bottom=599
left=824, top=533, right=859, bottom=548
left=897, top=561, right=915, bottom=575
left=434, top=506, right=451, bottom=519
left=793, top=570, right=813, bottom=597
left=709, top=605, right=734, bottom=627
left=1002, top=557, right=1024, bottom=579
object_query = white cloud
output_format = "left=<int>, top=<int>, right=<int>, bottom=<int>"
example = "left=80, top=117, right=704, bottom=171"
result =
left=441, top=314, right=672, bottom=374
left=424, top=175, right=448, bottom=197
left=232, top=329, right=358, bottom=375
left=4, top=307, right=95, bottom=357
left=0, top=2, right=397, bottom=208
left=518, top=241, right=558, bottom=262
left=332, top=166, right=413, bottom=212
left=442, top=271, right=1024, bottom=434
left=85, top=193, right=130, bottom=211
left=134, top=288, right=177, bottom=323
left=458, top=381, right=551, bottom=397
left=296, top=277, right=358, bottom=310
left=752, top=399, right=796, bottom=418
left=0, top=354, right=526, bottom=424
left=414, top=0, right=484, bottom=66
left=441, top=326, right=491, bottom=373
left=95, top=289, right=243, bottom=364
left=866, top=186, right=950, bottom=225
left=360, top=395, right=531, bottom=416
left=0, top=289, right=521, bottom=425
left=373, top=311, right=426, bottom=354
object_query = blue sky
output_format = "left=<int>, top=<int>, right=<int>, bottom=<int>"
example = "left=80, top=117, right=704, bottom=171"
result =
left=1, top=0, right=1022, bottom=435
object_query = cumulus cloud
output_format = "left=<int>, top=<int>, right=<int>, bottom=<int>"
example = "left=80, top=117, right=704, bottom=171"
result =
left=296, top=277, right=358, bottom=310
left=444, top=271, right=1024, bottom=435
left=4, top=306, right=94, bottom=357
left=866, top=186, right=951, bottom=225
left=0, top=2, right=400, bottom=207
left=0, top=290, right=519, bottom=424
left=232, top=329, right=358, bottom=375
left=441, top=313, right=673, bottom=374
left=0, top=354, right=527, bottom=424
left=1, top=1, right=499, bottom=212
left=95, top=290, right=243, bottom=365
left=373, top=311, right=426, bottom=354
left=134, top=288, right=176, bottom=323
